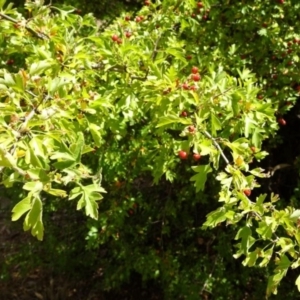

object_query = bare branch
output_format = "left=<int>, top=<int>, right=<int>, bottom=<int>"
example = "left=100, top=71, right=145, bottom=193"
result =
left=151, top=35, right=162, bottom=62
left=212, top=87, right=233, bottom=100
left=202, top=130, right=230, bottom=165
left=0, top=12, right=49, bottom=40
left=200, top=255, right=219, bottom=295
left=19, top=93, right=45, bottom=132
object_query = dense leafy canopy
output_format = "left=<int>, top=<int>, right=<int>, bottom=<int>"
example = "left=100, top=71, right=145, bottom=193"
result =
left=1, top=0, right=300, bottom=298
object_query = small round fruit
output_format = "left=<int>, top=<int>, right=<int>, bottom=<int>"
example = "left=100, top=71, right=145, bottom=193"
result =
left=182, top=83, right=189, bottom=90
left=178, top=150, right=188, bottom=160
left=186, top=55, right=192, bottom=60
left=193, top=153, right=201, bottom=161
left=197, top=2, right=204, bottom=8
left=135, top=16, right=142, bottom=22
left=145, top=0, right=150, bottom=5
left=180, top=111, right=188, bottom=117
left=188, top=125, right=196, bottom=133
left=191, top=73, right=201, bottom=81
left=6, top=59, right=14, bottom=65
left=243, top=189, right=251, bottom=197
left=125, top=31, right=132, bottom=38
left=293, top=38, right=299, bottom=44
left=125, top=16, right=131, bottom=21
left=257, top=94, right=263, bottom=100
left=278, top=118, right=286, bottom=126
left=111, top=34, right=119, bottom=42
left=191, top=66, right=199, bottom=74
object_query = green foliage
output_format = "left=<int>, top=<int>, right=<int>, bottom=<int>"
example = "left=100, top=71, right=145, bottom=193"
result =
left=1, top=0, right=300, bottom=298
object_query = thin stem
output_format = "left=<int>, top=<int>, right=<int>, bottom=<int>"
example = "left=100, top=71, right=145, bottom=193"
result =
left=151, top=35, right=162, bottom=62
left=202, top=130, right=230, bottom=165
left=212, top=87, right=233, bottom=100
left=200, top=255, right=219, bottom=295
left=0, top=12, right=49, bottom=40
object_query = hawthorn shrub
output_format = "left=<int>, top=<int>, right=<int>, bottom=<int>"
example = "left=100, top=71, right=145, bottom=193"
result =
left=1, top=0, right=300, bottom=298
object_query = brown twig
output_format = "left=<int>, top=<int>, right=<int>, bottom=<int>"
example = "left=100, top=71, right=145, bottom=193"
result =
left=202, top=130, right=230, bottom=165
left=212, top=87, right=233, bottom=100
left=151, top=35, right=162, bottom=62
left=0, top=92, right=48, bottom=177
left=200, top=255, right=219, bottom=295
left=0, top=12, right=49, bottom=40
left=19, top=92, right=45, bottom=132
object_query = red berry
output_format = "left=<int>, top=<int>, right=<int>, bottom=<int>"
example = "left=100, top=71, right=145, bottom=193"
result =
left=278, top=0, right=284, bottom=4
left=202, top=14, right=208, bottom=20
left=128, top=209, right=134, bottom=215
left=125, top=16, right=131, bottom=21
left=112, top=34, right=119, bottom=42
left=191, top=66, right=198, bottom=74
left=257, top=94, right=263, bottom=100
left=145, top=0, right=150, bottom=5
left=189, top=85, right=197, bottom=91
left=182, top=83, right=189, bottom=90
left=191, top=73, right=201, bottom=82
left=186, top=55, right=192, bottom=60
left=197, top=2, right=204, bottom=8
left=181, top=111, right=188, bottom=117
left=117, top=38, right=122, bottom=44
left=188, top=125, right=196, bottom=133
left=278, top=118, right=286, bottom=126
left=125, top=31, right=132, bottom=38
left=193, top=153, right=201, bottom=161
left=178, top=150, right=188, bottom=160
left=135, top=16, right=142, bottom=22
left=243, top=189, right=251, bottom=197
